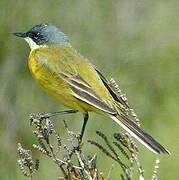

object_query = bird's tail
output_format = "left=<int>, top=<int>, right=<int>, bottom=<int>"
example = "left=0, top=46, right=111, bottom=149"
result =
left=109, top=114, right=170, bottom=154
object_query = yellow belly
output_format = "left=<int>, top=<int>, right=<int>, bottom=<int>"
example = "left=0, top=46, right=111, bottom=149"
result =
left=28, top=51, right=99, bottom=112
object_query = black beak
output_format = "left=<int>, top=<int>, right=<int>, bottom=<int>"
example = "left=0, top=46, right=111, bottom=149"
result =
left=13, top=32, right=27, bottom=38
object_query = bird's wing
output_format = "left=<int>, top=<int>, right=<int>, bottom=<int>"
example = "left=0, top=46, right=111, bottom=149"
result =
left=61, top=72, right=116, bottom=114
left=94, top=68, right=141, bottom=123
left=95, top=68, right=129, bottom=108
left=94, top=69, right=170, bottom=154
left=34, top=45, right=116, bottom=114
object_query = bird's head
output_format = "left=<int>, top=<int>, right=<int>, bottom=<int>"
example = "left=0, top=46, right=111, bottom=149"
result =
left=14, top=23, right=70, bottom=50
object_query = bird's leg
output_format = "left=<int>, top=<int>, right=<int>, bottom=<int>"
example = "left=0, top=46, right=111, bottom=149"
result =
left=29, top=109, right=78, bottom=123
left=79, top=112, right=89, bottom=142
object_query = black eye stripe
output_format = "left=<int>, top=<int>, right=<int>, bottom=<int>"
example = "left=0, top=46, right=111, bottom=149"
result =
left=33, top=35, right=38, bottom=40
left=27, top=31, right=39, bottom=39
left=26, top=31, right=48, bottom=45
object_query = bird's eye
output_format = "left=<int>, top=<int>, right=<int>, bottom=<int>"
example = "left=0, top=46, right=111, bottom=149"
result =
left=33, top=32, right=40, bottom=40
left=28, top=31, right=39, bottom=40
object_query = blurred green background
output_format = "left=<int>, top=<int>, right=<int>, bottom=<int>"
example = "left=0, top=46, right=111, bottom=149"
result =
left=0, top=0, right=179, bottom=179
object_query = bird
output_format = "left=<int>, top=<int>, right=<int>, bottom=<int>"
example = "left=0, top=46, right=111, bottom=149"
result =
left=14, top=23, right=169, bottom=154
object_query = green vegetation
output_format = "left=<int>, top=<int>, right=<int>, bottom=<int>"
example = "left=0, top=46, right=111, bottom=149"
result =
left=0, top=0, right=178, bottom=179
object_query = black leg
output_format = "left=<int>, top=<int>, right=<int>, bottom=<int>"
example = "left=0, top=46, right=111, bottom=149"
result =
left=29, top=109, right=78, bottom=122
left=80, top=112, right=89, bottom=141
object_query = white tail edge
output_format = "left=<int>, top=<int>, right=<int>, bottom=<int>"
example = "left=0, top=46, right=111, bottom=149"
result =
left=109, top=115, right=167, bottom=154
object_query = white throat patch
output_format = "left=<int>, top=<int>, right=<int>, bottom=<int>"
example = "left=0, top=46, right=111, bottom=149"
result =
left=25, top=37, right=40, bottom=50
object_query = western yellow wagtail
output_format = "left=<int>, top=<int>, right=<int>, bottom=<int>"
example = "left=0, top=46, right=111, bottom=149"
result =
left=14, top=23, right=169, bottom=154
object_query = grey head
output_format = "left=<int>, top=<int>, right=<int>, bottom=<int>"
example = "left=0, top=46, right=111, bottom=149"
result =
left=14, top=23, right=70, bottom=49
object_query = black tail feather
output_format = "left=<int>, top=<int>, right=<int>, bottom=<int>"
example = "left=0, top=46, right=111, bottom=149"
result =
left=110, top=114, right=170, bottom=154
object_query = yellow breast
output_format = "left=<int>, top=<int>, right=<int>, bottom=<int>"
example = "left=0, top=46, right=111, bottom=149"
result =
left=28, top=48, right=67, bottom=93
left=27, top=47, right=93, bottom=112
